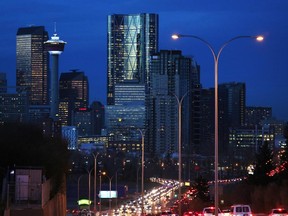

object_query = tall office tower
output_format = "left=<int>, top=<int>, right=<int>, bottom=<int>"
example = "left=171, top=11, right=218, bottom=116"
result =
left=16, top=26, right=49, bottom=105
left=148, top=50, right=196, bottom=156
left=0, top=73, right=7, bottom=93
left=45, top=31, right=66, bottom=120
left=107, top=13, right=158, bottom=105
left=59, top=70, right=89, bottom=126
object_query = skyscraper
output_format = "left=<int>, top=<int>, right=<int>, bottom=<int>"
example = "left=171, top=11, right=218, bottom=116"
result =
left=16, top=26, right=49, bottom=105
left=59, top=70, right=89, bottom=126
left=148, top=50, right=197, bottom=156
left=107, top=13, right=158, bottom=105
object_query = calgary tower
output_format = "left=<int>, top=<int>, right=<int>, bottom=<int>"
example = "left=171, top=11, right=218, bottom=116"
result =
left=45, top=27, right=66, bottom=121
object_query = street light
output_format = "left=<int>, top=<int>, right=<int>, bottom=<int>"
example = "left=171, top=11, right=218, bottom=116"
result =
left=172, top=91, right=191, bottom=216
left=77, top=175, right=84, bottom=210
left=91, top=152, right=100, bottom=213
left=172, top=33, right=264, bottom=216
left=88, top=168, right=94, bottom=206
left=136, top=165, right=141, bottom=194
left=138, top=128, right=145, bottom=216
left=99, top=171, right=102, bottom=214
left=102, top=172, right=115, bottom=215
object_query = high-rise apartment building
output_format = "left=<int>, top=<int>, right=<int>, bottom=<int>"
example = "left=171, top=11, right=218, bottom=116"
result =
left=107, top=13, right=158, bottom=105
left=219, top=82, right=246, bottom=128
left=218, top=82, right=246, bottom=156
left=199, top=88, right=215, bottom=156
left=200, top=82, right=246, bottom=160
left=59, top=70, right=89, bottom=126
left=148, top=50, right=198, bottom=156
left=16, top=26, right=49, bottom=105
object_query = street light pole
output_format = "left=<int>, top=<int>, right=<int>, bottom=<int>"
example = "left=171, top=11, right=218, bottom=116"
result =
left=77, top=175, right=84, bottom=210
left=172, top=90, right=190, bottom=216
left=99, top=172, right=102, bottom=214
left=88, top=168, right=94, bottom=207
left=92, top=152, right=99, bottom=213
left=138, top=129, right=145, bottom=216
left=136, top=165, right=141, bottom=194
left=172, top=33, right=264, bottom=216
left=102, top=172, right=115, bottom=215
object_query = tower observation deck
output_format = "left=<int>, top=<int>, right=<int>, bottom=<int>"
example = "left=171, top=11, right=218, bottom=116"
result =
left=45, top=33, right=66, bottom=121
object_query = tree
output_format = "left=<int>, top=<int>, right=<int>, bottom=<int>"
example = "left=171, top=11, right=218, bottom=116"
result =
left=0, top=122, right=69, bottom=197
left=248, top=141, right=275, bottom=186
left=192, top=175, right=210, bottom=202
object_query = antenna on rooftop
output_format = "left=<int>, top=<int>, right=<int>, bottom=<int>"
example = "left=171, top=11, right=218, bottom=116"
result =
left=54, top=22, right=57, bottom=34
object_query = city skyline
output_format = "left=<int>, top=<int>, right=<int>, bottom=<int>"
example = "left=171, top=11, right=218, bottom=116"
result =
left=1, top=0, right=288, bottom=121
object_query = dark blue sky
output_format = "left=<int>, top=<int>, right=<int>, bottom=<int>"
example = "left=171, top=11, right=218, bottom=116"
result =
left=1, top=0, right=288, bottom=121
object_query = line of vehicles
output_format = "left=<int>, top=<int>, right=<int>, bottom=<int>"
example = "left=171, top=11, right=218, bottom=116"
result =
left=67, top=177, right=288, bottom=216
left=180, top=205, right=288, bottom=216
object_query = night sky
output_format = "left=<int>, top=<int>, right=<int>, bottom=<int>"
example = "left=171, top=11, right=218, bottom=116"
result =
left=1, top=0, right=288, bottom=121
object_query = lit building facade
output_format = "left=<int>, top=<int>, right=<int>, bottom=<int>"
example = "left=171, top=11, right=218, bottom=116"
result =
left=62, top=126, right=78, bottom=150
left=106, top=83, right=146, bottom=145
left=16, top=26, right=49, bottom=105
left=59, top=70, right=89, bottom=126
left=228, top=125, right=275, bottom=169
left=107, top=13, right=158, bottom=105
left=106, top=13, right=158, bottom=152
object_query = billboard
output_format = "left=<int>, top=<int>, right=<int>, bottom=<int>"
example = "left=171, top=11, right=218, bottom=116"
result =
left=99, top=190, right=117, bottom=198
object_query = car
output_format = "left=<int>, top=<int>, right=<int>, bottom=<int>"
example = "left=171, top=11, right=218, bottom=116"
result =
left=269, top=208, right=288, bottom=216
left=183, top=211, right=194, bottom=216
left=160, top=211, right=178, bottom=216
left=230, top=204, right=252, bottom=216
left=222, top=209, right=231, bottom=216
left=203, top=207, right=223, bottom=216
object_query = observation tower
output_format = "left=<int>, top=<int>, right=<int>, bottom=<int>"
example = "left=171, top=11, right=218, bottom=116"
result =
left=45, top=31, right=66, bottom=120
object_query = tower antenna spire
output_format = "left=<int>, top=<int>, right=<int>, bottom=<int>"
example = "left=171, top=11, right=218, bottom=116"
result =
left=54, top=22, right=57, bottom=34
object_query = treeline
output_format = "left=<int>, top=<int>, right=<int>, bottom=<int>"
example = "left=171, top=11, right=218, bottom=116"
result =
left=190, top=122, right=288, bottom=213
left=0, top=122, right=70, bottom=197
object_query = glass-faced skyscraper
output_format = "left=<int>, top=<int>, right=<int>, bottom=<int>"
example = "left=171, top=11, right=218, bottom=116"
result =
left=107, top=13, right=159, bottom=105
left=16, top=26, right=49, bottom=105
